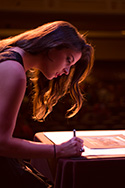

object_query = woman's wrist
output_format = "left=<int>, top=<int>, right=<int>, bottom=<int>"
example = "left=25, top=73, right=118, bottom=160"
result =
left=54, top=144, right=63, bottom=158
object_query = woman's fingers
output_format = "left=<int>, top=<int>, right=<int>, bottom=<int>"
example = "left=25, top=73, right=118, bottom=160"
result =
left=71, top=137, right=84, bottom=150
left=57, top=137, right=84, bottom=158
left=73, top=137, right=84, bottom=155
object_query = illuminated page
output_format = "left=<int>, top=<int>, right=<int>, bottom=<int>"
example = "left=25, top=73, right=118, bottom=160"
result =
left=79, top=134, right=125, bottom=149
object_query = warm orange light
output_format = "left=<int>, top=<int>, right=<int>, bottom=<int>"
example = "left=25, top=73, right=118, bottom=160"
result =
left=121, top=30, right=125, bottom=35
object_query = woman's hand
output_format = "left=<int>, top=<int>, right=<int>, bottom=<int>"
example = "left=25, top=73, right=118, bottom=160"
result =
left=56, top=137, right=84, bottom=158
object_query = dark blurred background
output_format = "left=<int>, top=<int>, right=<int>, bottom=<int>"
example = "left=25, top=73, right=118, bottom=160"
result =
left=0, top=0, right=125, bottom=140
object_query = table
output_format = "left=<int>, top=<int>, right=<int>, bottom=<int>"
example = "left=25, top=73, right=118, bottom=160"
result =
left=31, top=130, right=125, bottom=188
left=55, top=157, right=125, bottom=188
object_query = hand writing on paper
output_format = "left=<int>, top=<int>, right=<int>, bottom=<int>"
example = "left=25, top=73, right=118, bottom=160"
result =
left=56, top=137, right=84, bottom=158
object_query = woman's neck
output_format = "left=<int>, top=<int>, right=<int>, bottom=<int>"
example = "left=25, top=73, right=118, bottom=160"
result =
left=10, top=47, right=42, bottom=72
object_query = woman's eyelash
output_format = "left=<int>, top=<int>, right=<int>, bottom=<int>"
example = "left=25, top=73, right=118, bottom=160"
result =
left=66, top=57, right=71, bottom=64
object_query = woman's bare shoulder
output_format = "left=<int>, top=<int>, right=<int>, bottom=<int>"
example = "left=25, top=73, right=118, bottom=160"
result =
left=0, top=60, right=26, bottom=138
left=0, top=60, right=26, bottom=86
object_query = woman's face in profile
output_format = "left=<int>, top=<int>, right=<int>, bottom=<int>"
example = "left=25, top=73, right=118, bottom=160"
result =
left=42, top=48, right=82, bottom=80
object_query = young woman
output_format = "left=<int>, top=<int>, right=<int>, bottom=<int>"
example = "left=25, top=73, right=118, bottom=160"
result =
left=0, top=21, right=94, bottom=187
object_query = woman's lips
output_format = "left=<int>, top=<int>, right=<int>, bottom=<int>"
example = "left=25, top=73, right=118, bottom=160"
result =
left=55, top=72, right=61, bottom=77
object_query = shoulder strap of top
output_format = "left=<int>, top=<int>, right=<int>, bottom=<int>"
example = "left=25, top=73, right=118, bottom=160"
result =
left=0, top=50, right=24, bottom=67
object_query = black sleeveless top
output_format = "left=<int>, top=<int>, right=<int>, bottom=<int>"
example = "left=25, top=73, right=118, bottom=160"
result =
left=0, top=49, right=24, bottom=67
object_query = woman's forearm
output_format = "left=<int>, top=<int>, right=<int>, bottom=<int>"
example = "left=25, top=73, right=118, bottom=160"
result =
left=0, top=136, right=84, bottom=159
left=0, top=137, right=55, bottom=159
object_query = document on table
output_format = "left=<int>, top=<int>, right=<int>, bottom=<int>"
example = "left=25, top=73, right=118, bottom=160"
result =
left=44, top=130, right=125, bottom=158
left=79, top=134, right=125, bottom=149
left=80, top=134, right=125, bottom=158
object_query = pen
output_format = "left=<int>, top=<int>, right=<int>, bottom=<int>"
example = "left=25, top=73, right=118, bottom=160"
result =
left=73, top=129, right=76, bottom=137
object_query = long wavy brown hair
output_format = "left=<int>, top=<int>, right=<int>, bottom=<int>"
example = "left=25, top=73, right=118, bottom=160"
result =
left=0, top=21, right=94, bottom=122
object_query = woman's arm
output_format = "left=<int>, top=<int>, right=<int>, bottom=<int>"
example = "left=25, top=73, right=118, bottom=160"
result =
left=0, top=60, right=83, bottom=159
